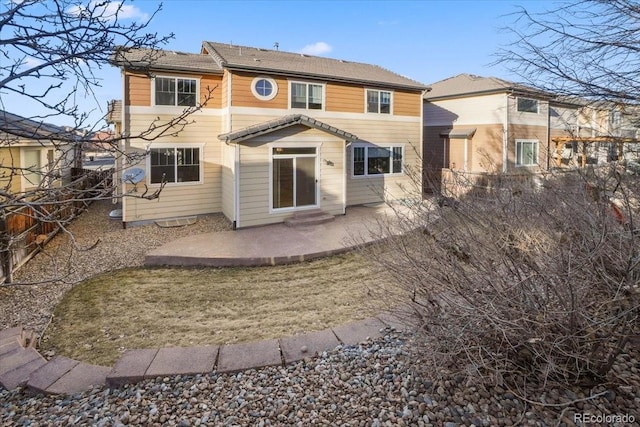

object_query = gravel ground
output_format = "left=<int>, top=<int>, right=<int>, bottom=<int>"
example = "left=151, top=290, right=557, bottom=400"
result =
left=1, top=332, right=639, bottom=426
left=0, top=200, right=231, bottom=333
left=1, top=200, right=639, bottom=426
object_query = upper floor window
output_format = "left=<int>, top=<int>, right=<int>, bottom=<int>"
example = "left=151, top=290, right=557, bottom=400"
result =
left=515, top=139, right=539, bottom=166
left=149, top=146, right=201, bottom=184
left=366, top=89, right=392, bottom=114
left=155, top=77, right=197, bottom=106
left=517, top=97, right=539, bottom=114
left=290, top=81, right=323, bottom=110
left=251, top=77, right=278, bottom=101
left=610, top=111, right=622, bottom=125
left=353, top=144, right=403, bottom=176
left=21, top=147, right=56, bottom=189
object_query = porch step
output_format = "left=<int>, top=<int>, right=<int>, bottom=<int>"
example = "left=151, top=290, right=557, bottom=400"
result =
left=0, top=328, right=47, bottom=390
left=284, top=209, right=335, bottom=227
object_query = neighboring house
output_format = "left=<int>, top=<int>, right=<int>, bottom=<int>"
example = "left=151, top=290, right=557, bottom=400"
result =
left=423, top=73, right=563, bottom=177
left=111, top=42, right=427, bottom=228
left=423, top=74, right=640, bottom=184
left=0, top=110, right=73, bottom=197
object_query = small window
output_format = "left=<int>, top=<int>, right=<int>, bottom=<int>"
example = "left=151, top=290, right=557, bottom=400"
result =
left=366, top=89, right=392, bottom=114
left=517, top=97, right=539, bottom=114
left=251, top=77, right=278, bottom=101
left=150, top=146, right=201, bottom=184
left=353, top=145, right=403, bottom=176
left=290, top=81, right=324, bottom=110
left=154, top=77, right=197, bottom=106
left=516, top=140, right=539, bottom=166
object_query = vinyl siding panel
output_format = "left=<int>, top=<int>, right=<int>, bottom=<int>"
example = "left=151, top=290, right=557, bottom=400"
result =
left=423, top=94, right=506, bottom=126
left=0, top=147, right=22, bottom=194
left=230, top=72, right=289, bottom=109
left=221, top=141, right=235, bottom=223
left=393, top=90, right=421, bottom=117
left=122, top=113, right=223, bottom=223
left=124, top=72, right=223, bottom=108
left=236, top=129, right=346, bottom=228
left=326, top=83, right=363, bottom=113
left=509, top=97, right=549, bottom=127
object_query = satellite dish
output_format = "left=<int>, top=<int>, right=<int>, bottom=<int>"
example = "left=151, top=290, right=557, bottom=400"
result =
left=122, top=168, right=145, bottom=183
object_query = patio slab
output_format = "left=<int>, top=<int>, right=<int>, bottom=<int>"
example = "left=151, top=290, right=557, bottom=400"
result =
left=217, top=339, right=282, bottom=374
left=332, top=317, right=387, bottom=346
left=145, top=204, right=412, bottom=267
left=144, top=346, right=219, bottom=379
left=279, top=329, right=340, bottom=364
left=106, top=348, right=158, bottom=387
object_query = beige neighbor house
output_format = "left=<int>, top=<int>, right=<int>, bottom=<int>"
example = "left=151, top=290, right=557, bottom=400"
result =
left=0, top=110, right=74, bottom=197
left=422, top=74, right=640, bottom=191
left=111, top=42, right=427, bottom=228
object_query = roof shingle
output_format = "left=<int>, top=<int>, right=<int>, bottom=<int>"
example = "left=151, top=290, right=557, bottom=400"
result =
left=203, top=41, right=426, bottom=90
left=218, top=114, right=358, bottom=143
left=425, top=73, right=552, bottom=100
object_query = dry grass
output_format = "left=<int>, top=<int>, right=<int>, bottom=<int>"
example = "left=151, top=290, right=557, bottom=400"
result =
left=40, top=252, right=384, bottom=366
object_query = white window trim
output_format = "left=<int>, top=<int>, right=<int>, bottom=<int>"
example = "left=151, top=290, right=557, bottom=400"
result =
left=146, top=142, right=205, bottom=186
left=251, top=76, right=278, bottom=101
left=20, top=147, right=56, bottom=191
left=288, top=80, right=326, bottom=111
left=268, top=142, right=321, bottom=213
left=515, top=139, right=539, bottom=167
left=151, top=75, right=200, bottom=107
left=365, top=88, right=393, bottom=115
left=516, top=97, right=540, bottom=114
left=351, top=143, right=404, bottom=178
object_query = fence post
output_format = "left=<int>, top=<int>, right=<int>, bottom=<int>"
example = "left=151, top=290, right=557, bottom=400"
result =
left=0, top=213, right=13, bottom=284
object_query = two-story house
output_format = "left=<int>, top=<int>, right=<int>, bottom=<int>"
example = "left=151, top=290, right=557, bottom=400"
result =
left=423, top=74, right=640, bottom=183
left=0, top=110, right=73, bottom=197
left=111, top=42, right=427, bottom=228
left=423, top=73, right=565, bottom=178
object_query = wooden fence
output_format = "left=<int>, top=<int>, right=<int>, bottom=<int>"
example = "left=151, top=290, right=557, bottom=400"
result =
left=0, top=168, right=113, bottom=284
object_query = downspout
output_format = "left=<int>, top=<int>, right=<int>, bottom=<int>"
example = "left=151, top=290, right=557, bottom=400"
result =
left=547, top=101, right=551, bottom=170
left=503, top=94, right=509, bottom=173
left=120, top=69, right=127, bottom=228
left=463, top=138, right=468, bottom=171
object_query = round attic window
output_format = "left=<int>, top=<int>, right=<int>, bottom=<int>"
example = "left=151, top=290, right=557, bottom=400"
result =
left=251, top=77, right=278, bottom=101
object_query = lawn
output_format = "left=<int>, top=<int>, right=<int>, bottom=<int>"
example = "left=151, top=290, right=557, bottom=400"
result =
left=40, top=253, right=386, bottom=366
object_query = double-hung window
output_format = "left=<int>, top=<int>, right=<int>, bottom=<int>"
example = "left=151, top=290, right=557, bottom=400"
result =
left=353, top=144, right=403, bottom=176
left=515, top=139, right=539, bottom=166
left=149, top=146, right=201, bottom=184
left=290, top=82, right=323, bottom=110
left=154, top=77, right=197, bottom=106
left=517, top=97, right=539, bottom=114
left=366, top=89, right=392, bottom=114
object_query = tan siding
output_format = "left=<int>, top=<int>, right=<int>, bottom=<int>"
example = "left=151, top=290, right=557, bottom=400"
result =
left=123, top=114, right=223, bottom=223
left=509, top=97, right=549, bottom=127
left=0, top=147, right=22, bottom=194
left=221, top=142, right=235, bottom=222
left=326, top=83, right=363, bottom=113
left=125, top=72, right=222, bottom=108
left=393, top=91, right=421, bottom=117
left=125, top=73, right=150, bottom=106
left=236, top=128, right=346, bottom=228
left=424, top=94, right=506, bottom=126
left=230, top=72, right=289, bottom=109
left=508, top=124, right=549, bottom=172
left=221, top=70, right=229, bottom=109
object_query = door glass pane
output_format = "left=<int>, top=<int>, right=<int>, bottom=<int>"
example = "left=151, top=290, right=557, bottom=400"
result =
left=296, top=156, right=316, bottom=206
left=273, top=158, right=294, bottom=208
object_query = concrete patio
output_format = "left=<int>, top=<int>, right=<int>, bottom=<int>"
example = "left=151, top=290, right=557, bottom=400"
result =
left=145, top=203, right=420, bottom=267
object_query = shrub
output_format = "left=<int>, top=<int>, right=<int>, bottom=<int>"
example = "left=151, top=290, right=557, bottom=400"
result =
left=366, top=165, right=639, bottom=389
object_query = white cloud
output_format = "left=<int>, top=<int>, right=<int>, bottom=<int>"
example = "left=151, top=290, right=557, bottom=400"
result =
left=298, top=42, right=332, bottom=56
left=21, top=57, right=43, bottom=69
left=68, top=2, right=149, bottom=22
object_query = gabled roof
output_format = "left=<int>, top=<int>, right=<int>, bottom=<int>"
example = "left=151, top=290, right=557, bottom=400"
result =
left=218, top=114, right=358, bottom=143
left=424, top=73, right=553, bottom=101
left=202, top=41, right=427, bottom=91
left=111, top=48, right=223, bottom=74
left=0, top=110, right=72, bottom=141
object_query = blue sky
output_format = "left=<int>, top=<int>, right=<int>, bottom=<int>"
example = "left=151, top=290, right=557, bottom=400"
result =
left=3, top=0, right=560, bottom=128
